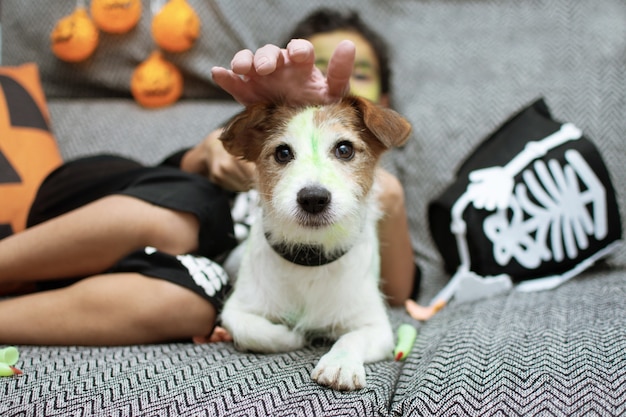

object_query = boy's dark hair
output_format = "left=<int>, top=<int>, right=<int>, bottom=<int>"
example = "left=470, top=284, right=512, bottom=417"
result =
left=287, top=8, right=392, bottom=96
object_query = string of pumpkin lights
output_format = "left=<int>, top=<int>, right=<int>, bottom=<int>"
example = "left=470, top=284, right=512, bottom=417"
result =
left=50, top=0, right=200, bottom=108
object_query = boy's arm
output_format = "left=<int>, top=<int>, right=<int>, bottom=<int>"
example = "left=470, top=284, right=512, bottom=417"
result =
left=180, top=128, right=255, bottom=192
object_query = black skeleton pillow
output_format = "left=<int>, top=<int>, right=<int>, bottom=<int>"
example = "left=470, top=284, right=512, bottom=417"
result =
left=428, top=98, right=622, bottom=304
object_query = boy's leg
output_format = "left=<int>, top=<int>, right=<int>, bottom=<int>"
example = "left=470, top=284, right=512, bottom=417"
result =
left=0, top=272, right=216, bottom=345
left=0, top=194, right=199, bottom=285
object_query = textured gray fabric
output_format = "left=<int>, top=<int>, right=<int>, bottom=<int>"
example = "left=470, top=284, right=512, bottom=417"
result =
left=4, top=271, right=625, bottom=416
left=1, top=333, right=403, bottom=416
left=47, top=99, right=241, bottom=164
left=391, top=269, right=626, bottom=416
left=2, top=0, right=626, bottom=416
left=2, top=306, right=413, bottom=416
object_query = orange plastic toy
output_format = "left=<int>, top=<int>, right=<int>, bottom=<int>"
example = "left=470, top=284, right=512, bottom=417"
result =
left=405, top=299, right=446, bottom=321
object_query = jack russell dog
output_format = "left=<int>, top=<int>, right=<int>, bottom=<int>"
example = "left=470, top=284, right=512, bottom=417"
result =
left=219, top=96, right=411, bottom=391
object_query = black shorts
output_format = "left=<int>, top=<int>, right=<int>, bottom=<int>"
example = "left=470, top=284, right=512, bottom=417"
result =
left=28, top=155, right=237, bottom=309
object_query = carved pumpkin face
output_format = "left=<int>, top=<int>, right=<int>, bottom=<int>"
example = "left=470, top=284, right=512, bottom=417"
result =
left=131, top=51, right=183, bottom=108
left=91, top=0, right=142, bottom=34
left=50, top=7, right=99, bottom=63
left=151, top=0, right=201, bottom=53
left=0, top=64, right=62, bottom=238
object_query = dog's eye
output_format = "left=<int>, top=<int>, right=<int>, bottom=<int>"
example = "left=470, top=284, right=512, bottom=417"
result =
left=334, top=141, right=355, bottom=161
left=274, top=144, right=294, bottom=164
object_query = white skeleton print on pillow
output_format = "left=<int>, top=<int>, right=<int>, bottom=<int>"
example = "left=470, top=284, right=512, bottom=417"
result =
left=429, top=99, right=622, bottom=305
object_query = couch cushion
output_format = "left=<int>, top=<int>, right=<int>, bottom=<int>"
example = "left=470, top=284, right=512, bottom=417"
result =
left=1, top=308, right=411, bottom=416
left=390, top=269, right=626, bottom=416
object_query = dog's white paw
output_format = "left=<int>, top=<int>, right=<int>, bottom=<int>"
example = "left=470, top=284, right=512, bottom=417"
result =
left=222, top=307, right=307, bottom=353
left=311, top=351, right=366, bottom=391
left=234, top=321, right=306, bottom=353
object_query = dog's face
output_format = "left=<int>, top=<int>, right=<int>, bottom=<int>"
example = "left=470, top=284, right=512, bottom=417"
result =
left=220, top=96, right=411, bottom=249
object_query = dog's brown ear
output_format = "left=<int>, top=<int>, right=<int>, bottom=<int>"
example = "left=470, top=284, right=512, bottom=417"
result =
left=219, top=103, right=275, bottom=161
left=348, top=96, right=412, bottom=148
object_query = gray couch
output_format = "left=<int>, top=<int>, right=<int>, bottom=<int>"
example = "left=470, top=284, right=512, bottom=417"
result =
left=3, top=1, right=626, bottom=415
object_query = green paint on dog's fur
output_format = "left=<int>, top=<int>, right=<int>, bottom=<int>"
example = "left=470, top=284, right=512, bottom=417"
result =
left=285, top=107, right=352, bottom=195
left=289, top=108, right=322, bottom=166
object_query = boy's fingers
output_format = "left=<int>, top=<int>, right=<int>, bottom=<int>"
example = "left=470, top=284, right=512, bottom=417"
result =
left=230, top=49, right=254, bottom=75
left=211, top=67, right=255, bottom=105
left=210, top=67, right=240, bottom=91
left=286, top=39, right=315, bottom=64
left=326, top=40, right=355, bottom=99
left=253, top=44, right=283, bottom=75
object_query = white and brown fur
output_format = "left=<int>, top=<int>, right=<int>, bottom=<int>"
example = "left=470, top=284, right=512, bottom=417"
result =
left=219, top=96, right=411, bottom=391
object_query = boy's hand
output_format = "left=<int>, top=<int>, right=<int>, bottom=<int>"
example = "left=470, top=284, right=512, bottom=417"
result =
left=181, top=128, right=255, bottom=191
left=211, top=39, right=355, bottom=106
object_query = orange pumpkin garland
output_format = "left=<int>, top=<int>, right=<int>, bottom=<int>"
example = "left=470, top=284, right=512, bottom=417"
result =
left=91, top=0, right=142, bottom=34
left=151, top=0, right=201, bottom=53
left=131, top=51, right=183, bottom=108
left=50, top=0, right=194, bottom=108
left=50, top=6, right=100, bottom=62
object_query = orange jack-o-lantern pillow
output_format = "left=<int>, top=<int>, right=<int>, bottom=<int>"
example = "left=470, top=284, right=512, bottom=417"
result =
left=0, top=63, right=62, bottom=239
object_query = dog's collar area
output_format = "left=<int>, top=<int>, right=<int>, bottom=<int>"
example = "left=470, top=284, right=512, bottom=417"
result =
left=265, top=233, right=348, bottom=267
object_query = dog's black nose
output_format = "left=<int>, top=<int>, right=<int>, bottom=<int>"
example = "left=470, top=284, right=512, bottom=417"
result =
left=297, top=186, right=331, bottom=214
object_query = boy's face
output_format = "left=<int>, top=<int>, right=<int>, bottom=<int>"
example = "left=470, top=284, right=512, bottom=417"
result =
left=308, top=30, right=388, bottom=107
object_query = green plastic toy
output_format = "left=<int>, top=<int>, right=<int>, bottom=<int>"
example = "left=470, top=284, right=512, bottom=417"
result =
left=0, top=346, right=22, bottom=376
left=394, top=324, right=418, bottom=361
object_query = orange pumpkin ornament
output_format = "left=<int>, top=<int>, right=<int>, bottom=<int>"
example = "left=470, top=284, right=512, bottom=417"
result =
left=50, top=6, right=100, bottom=62
left=131, top=51, right=183, bottom=108
left=151, top=0, right=200, bottom=53
left=90, top=0, right=142, bottom=34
